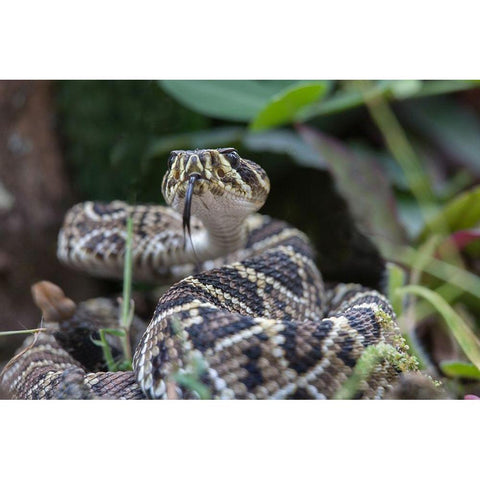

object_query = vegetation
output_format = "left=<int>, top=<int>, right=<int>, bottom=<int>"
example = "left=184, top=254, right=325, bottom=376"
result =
left=55, top=80, right=480, bottom=398
left=4, top=80, right=480, bottom=399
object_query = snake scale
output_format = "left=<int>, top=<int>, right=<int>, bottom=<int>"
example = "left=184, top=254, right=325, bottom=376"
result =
left=0, top=148, right=416, bottom=399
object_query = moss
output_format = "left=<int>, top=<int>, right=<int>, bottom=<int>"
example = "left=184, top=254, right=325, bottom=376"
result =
left=334, top=340, right=419, bottom=399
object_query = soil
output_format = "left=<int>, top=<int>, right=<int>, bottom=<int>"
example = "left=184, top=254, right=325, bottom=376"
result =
left=0, top=81, right=103, bottom=362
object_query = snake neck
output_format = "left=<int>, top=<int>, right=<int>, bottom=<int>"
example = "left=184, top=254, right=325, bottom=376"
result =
left=187, top=213, right=249, bottom=261
left=204, top=213, right=249, bottom=254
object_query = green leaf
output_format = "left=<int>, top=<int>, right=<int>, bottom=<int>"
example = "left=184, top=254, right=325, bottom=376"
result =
left=99, top=328, right=126, bottom=337
left=117, top=360, right=133, bottom=371
left=398, top=96, right=480, bottom=177
left=144, top=127, right=245, bottom=163
left=144, top=127, right=326, bottom=171
left=297, top=80, right=478, bottom=122
left=243, top=129, right=326, bottom=168
left=417, top=184, right=480, bottom=243
left=386, top=263, right=406, bottom=316
left=297, top=124, right=406, bottom=255
left=249, top=82, right=329, bottom=131
left=396, top=285, right=480, bottom=371
left=159, top=80, right=297, bottom=122
left=297, top=82, right=392, bottom=120
left=90, top=338, right=104, bottom=347
left=411, top=80, right=479, bottom=98
left=92, top=329, right=117, bottom=371
left=387, top=244, right=480, bottom=305
left=388, top=80, right=423, bottom=99
left=440, top=361, right=480, bottom=380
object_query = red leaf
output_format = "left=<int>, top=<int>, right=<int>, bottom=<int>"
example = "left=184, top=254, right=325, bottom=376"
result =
left=448, top=229, right=480, bottom=250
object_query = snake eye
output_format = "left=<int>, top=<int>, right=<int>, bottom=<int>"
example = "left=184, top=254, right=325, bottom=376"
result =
left=218, top=147, right=236, bottom=154
left=167, top=152, right=176, bottom=169
left=218, top=147, right=239, bottom=167
left=225, top=151, right=240, bottom=168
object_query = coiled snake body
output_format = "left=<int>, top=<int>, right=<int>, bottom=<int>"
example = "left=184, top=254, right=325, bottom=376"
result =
left=1, top=148, right=414, bottom=399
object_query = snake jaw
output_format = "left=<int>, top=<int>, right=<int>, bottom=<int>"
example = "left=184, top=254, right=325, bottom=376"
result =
left=161, top=148, right=269, bottom=209
left=161, top=148, right=271, bottom=257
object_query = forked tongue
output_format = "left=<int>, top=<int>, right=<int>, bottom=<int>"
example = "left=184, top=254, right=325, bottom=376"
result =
left=182, top=173, right=201, bottom=262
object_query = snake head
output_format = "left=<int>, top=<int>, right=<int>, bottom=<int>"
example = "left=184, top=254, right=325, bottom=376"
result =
left=161, top=148, right=270, bottom=219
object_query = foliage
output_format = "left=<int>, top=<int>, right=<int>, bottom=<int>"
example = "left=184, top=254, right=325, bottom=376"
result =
left=396, top=285, right=480, bottom=371
left=440, top=361, right=480, bottom=380
left=56, top=79, right=480, bottom=398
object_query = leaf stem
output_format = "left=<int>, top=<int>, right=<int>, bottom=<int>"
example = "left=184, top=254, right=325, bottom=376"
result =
left=0, top=328, right=46, bottom=337
left=98, top=329, right=117, bottom=372
left=118, top=215, right=134, bottom=368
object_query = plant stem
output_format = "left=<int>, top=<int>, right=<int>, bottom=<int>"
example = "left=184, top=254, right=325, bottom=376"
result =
left=0, top=328, right=46, bottom=336
left=388, top=245, right=480, bottom=303
left=119, top=215, right=134, bottom=366
left=121, top=215, right=134, bottom=330
left=361, top=82, right=435, bottom=215
left=98, top=329, right=117, bottom=372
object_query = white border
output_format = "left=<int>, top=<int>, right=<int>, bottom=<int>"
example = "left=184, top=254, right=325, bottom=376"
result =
left=1, top=400, right=479, bottom=478
left=1, top=2, right=479, bottom=477
left=1, top=1, right=479, bottom=78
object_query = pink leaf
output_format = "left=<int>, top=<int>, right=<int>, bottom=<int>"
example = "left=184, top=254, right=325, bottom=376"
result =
left=449, top=229, right=480, bottom=250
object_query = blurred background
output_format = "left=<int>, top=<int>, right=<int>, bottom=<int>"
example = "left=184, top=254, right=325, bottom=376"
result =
left=1, top=79, right=480, bottom=398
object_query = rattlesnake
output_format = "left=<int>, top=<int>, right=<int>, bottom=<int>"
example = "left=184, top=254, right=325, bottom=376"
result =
left=0, top=148, right=416, bottom=399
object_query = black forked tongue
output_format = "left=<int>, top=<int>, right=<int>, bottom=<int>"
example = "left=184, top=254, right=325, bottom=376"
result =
left=183, top=173, right=201, bottom=261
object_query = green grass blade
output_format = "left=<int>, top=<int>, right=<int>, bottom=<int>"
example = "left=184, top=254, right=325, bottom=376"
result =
left=396, top=285, right=480, bottom=370
left=387, top=245, right=480, bottom=302
left=417, top=184, right=480, bottom=244
left=99, top=328, right=126, bottom=337
left=0, top=328, right=46, bottom=336
left=121, top=215, right=134, bottom=330
left=95, top=329, right=117, bottom=372
left=362, top=83, right=435, bottom=219
left=386, top=262, right=406, bottom=316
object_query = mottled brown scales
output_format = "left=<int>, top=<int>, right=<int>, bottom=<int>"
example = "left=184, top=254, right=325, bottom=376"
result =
left=1, top=148, right=417, bottom=399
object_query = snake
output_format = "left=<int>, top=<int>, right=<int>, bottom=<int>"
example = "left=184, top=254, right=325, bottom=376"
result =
left=0, top=147, right=416, bottom=399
